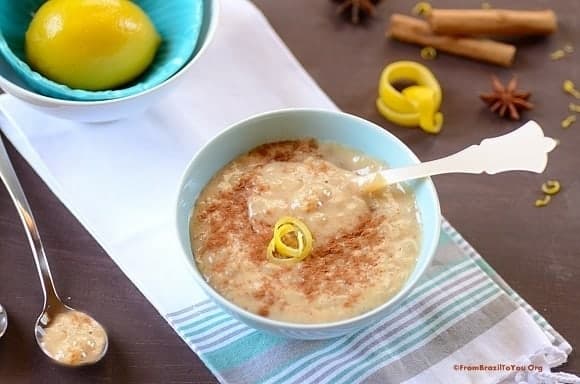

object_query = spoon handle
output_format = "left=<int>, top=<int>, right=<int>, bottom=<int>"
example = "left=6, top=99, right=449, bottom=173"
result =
left=360, top=121, right=557, bottom=187
left=0, top=135, right=61, bottom=309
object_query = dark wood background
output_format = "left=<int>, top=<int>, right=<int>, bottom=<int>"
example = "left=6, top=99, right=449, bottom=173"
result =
left=1, top=0, right=578, bottom=382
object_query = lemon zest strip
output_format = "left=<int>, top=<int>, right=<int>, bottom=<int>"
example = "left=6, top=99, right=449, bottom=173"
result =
left=267, top=217, right=313, bottom=265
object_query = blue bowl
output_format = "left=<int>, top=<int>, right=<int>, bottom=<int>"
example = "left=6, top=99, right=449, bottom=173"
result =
left=0, top=0, right=204, bottom=101
left=176, top=109, right=442, bottom=339
left=0, top=0, right=217, bottom=122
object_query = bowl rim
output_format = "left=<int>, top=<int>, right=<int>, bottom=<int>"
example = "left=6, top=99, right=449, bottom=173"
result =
left=175, top=108, right=442, bottom=331
left=0, top=0, right=220, bottom=105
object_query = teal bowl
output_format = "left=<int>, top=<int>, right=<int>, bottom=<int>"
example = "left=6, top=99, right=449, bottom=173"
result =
left=0, top=0, right=204, bottom=101
left=176, top=109, right=442, bottom=339
left=0, top=0, right=217, bottom=122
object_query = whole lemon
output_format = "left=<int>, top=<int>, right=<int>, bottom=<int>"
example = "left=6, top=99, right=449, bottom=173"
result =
left=26, top=0, right=161, bottom=91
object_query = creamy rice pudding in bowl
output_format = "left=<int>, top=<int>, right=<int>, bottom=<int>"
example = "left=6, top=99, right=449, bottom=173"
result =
left=176, top=109, right=441, bottom=340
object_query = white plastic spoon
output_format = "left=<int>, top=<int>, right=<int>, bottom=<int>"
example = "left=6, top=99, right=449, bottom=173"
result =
left=356, top=121, right=557, bottom=190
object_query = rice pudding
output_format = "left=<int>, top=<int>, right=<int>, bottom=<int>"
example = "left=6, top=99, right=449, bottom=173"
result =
left=41, top=311, right=107, bottom=365
left=191, top=139, right=420, bottom=323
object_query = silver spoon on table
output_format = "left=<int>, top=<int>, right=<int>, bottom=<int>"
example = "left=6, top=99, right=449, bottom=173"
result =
left=0, top=304, right=7, bottom=338
left=0, top=134, right=108, bottom=366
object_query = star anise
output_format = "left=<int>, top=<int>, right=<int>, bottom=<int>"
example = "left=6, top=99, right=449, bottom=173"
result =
left=480, top=76, right=534, bottom=120
left=333, top=0, right=381, bottom=24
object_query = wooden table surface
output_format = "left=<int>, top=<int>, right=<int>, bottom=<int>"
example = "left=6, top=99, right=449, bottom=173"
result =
left=1, top=0, right=579, bottom=382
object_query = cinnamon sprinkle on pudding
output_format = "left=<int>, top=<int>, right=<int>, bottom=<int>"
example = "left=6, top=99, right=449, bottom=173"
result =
left=191, top=140, right=420, bottom=323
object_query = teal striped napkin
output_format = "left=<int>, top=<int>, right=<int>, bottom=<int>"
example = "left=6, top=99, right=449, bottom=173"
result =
left=166, top=220, right=572, bottom=384
left=0, top=0, right=575, bottom=383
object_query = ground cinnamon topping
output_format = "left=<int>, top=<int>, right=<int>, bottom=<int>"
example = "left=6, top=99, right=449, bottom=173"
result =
left=251, top=139, right=319, bottom=162
left=196, top=169, right=264, bottom=255
left=299, top=215, right=385, bottom=300
left=196, top=143, right=386, bottom=312
left=196, top=142, right=322, bottom=271
left=253, top=281, right=277, bottom=317
left=191, top=140, right=420, bottom=323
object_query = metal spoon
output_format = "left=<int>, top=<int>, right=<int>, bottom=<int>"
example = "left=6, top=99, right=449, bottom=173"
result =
left=0, top=304, right=7, bottom=338
left=356, top=121, right=558, bottom=191
left=0, top=135, right=108, bottom=366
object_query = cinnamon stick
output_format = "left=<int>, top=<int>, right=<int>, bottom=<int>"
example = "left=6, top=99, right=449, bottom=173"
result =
left=428, top=9, right=557, bottom=36
left=387, top=14, right=516, bottom=67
